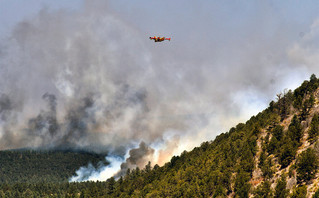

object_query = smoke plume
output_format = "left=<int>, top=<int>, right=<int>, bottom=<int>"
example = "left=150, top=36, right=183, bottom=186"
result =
left=1, top=1, right=319, bottom=180
left=115, top=141, right=154, bottom=178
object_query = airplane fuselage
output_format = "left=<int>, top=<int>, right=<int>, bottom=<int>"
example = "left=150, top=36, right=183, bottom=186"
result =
left=149, top=36, right=171, bottom=42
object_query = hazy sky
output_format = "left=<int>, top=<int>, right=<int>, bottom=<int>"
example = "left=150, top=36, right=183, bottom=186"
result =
left=2, top=0, right=319, bottom=176
left=2, top=1, right=319, bottom=39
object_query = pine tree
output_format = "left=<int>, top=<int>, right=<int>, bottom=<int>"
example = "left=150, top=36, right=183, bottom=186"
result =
left=291, top=185, right=307, bottom=198
left=254, top=180, right=273, bottom=198
left=234, top=171, right=251, bottom=198
left=288, top=115, right=303, bottom=145
left=296, top=148, right=318, bottom=183
left=279, top=139, right=296, bottom=168
left=301, top=94, right=315, bottom=120
left=272, top=125, right=284, bottom=141
left=274, top=175, right=288, bottom=198
left=308, top=113, right=319, bottom=143
left=107, top=177, right=115, bottom=195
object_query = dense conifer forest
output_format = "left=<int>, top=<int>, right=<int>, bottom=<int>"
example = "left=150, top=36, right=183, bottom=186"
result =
left=0, top=150, right=107, bottom=183
left=1, top=75, right=319, bottom=197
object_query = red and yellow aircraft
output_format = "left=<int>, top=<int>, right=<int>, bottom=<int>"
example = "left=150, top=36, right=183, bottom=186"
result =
left=149, top=36, right=171, bottom=42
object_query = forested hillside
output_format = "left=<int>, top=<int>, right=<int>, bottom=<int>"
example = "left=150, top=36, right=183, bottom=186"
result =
left=2, top=75, right=319, bottom=197
left=0, top=150, right=107, bottom=183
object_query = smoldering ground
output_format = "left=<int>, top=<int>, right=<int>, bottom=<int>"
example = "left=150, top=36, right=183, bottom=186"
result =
left=1, top=1, right=319, bottom=180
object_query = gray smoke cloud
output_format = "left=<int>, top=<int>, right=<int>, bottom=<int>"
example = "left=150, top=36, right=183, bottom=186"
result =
left=1, top=1, right=319, bottom=179
left=0, top=93, right=12, bottom=121
left=115, top=141, right=154, bottom=177
left=0, top=1, right=192, bottom=159
left=27, top=93, right=59, bottom=146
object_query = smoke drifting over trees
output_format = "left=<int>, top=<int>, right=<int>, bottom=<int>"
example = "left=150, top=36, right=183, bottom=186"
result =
left=1, top=1, right=319, bottom=179
left=0, top=1, right=200, bottom=168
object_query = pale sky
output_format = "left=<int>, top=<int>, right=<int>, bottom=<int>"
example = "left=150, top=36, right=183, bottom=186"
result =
left=2, top=1, right=319, bottom=39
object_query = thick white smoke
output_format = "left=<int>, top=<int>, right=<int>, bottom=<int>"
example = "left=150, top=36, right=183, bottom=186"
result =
left=1, top=1, right=319, bottom=180
left=70, top=156, right=125, bottom=182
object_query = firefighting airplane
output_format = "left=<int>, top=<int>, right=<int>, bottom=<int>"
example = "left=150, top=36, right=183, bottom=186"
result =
left=149, top=36, right=171, bottom=42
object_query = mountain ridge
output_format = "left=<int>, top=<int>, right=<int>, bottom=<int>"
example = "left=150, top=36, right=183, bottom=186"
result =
left=1, top=74, right=319, bottom=197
